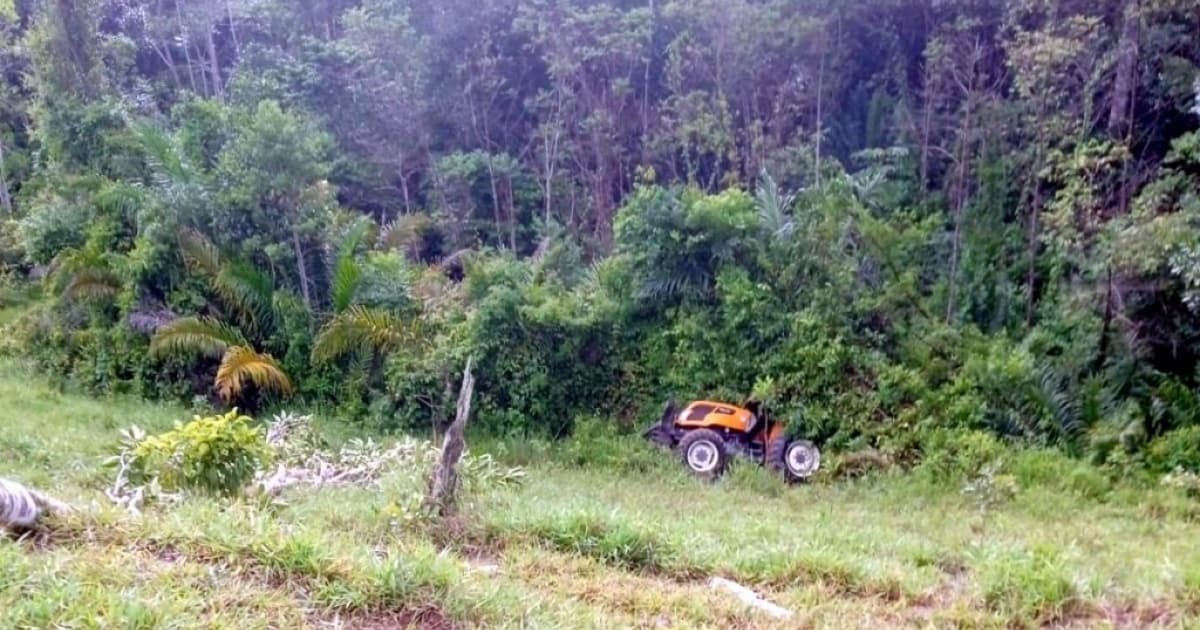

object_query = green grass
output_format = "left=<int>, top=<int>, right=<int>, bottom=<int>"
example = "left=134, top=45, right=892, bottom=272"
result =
left=3, top=359, right=1200, bottom=628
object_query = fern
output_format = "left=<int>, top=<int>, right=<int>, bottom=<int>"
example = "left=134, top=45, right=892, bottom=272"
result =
left=150, top=317, right=248, bottom=359
left=215, top=346, right=294, bottom=401
left=312, top=306, right=416, bottom=362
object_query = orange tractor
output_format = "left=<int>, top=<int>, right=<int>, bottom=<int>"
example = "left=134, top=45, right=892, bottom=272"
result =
left=643, top=399, right=820, bottom=481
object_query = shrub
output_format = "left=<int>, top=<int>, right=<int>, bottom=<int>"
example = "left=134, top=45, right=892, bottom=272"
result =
left=916, top=429, right=1009, bottom=481
left=829, top=449, right=893, bottom=480
left=560, top=418, right=667, bottom=473
left=130, top=409, right=272, bottom=495
left=1007, top=449, right=1111, bottom=500
left=1146, top=426, right=1200, bottom=474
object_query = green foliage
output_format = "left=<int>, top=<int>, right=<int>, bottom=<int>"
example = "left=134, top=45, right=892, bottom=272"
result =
left=613, top=185, right=758, bottom=303
left=1147, top=427, right=1200, bottom=474
left=18, top=191, right=92, bottom=265
left=129, top=409, right=272, bottom=495
left=981, top=546, right=1078, bottom=623
left=917, top=429, right=1009, bottom=481
left=2, top=0, right=1199, bottom=482
left=526, top=512, right=679, bottom=572
left=559, top=418, right=669, bottom=474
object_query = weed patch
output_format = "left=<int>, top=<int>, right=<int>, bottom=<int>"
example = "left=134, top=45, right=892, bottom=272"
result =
left=524, top=511, right=681, bottom=573
left=981, top=545, right=1079, bottom=624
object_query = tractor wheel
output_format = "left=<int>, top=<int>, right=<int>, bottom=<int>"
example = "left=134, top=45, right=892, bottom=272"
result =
left=678, top=429, right=729, bottom=480
left=779, top=439, right=820, bottom=482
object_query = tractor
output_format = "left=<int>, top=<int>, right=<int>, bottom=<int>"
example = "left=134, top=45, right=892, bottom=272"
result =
left=643, top=399, right=820, bottom=481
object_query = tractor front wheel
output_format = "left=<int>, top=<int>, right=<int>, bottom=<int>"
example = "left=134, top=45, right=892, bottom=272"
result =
left=678, top=429, right=729, bottom=480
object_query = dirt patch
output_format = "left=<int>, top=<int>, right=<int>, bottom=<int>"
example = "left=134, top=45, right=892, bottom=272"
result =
left=315, top=606, right=457, bottom=630
left=1050, top=599, right=1177, bottom=629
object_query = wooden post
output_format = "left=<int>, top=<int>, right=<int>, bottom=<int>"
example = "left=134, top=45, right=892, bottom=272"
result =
left=425, top=357, right=475, bottom=516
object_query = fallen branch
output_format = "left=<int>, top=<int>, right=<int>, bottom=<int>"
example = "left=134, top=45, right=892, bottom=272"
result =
left=0, top=478, right=73, bottom=533
left=708, top=576, right=794, bottom=620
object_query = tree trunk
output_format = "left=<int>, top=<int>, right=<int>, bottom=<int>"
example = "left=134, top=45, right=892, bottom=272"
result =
left=0, top=140, right=12, bottom=215
left=1107, top=0, right=1139, bottom=140
left=484, top=154, right=504, bottom=248
left=1093, top=266, right=1115, bottom=373
left=1025, top=182, right=1042, bottom=326
left=1109, top=0, right=1140, bottom=215
left=813, top=31, right=826, bottom=188
left=206, top=27, right=224, bottom=102
left=291, top=228, right=313, bottom=312
left=945, top=99, right=976, bottom=324
left=225, top=0, right=241, bottom=59
left=425, top=358, right=475, bottom=517
left=175, top=2, right=199, bottom=94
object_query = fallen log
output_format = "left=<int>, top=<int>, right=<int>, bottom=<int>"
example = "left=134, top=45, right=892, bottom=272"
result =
left=0, top=478, right=73, bottom=533
left=708, top=576, right=794, bottom=620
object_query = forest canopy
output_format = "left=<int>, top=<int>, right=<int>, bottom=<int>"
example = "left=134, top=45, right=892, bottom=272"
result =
left=0, top=0, right=1198, bottom=472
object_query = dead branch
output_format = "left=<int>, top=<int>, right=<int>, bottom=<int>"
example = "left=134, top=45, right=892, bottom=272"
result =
left=708, top=577, right=794, bottom=620
left=0, top=478, right=73, bottom=533
left=425, top=357, right=475, bottom=516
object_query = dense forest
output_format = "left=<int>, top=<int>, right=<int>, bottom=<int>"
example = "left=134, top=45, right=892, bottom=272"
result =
left=0, top=0, right=1198, bottom=472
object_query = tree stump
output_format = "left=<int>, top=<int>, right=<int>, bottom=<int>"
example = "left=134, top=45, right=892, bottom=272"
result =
left=425, top=357, right=475, bottom=516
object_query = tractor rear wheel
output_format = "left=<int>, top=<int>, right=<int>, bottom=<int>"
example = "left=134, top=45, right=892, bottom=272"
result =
left=768, top=438, right=820, bottom=483
left=678, top=429, right=729, bottom=479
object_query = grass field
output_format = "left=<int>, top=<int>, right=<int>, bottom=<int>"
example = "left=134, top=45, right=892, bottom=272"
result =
left=2, top=359, right=1199, bottom=629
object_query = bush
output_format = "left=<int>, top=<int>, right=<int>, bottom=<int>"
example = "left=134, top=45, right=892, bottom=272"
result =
left=130, top=409, right=272, bottom=495
left=1146, top=426, right=1200, bottom=474
left=559, top=418, right=667, bottom=473
left=1007, top=449, right=1111, bottom=500
left=916, top=429, right=1009, bottom=481
left=17, top=192, right=92, bottom=265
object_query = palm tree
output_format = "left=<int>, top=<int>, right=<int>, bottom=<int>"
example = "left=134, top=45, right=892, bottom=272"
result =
left=150, top=230, right=293, bottom=402
left=311, top=220, right=420, bottom=363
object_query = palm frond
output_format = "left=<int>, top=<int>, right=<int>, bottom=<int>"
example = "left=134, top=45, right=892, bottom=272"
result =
left=178, top=229, right=222, bottom=276
left=379, top=214, right=434, bottom=253
left=216, top=346, right=294, bottom=401
left=63, top=268, right=122, bottom=301
left=756, top=171, right=796, bottom=240
left=328, top=217, right=372, bottom=313
left=338, top=216, right=374, bottom=259
left=312, top=306, right=417, bottom=362
left=330, top=254, right=361, bottom=313
left=92, top=182, right=144, bottom=219
left=150, top=317, right=248, bottom=359
left=1031, top=366, right=1082, bottom=444
left=135, top=123, right=189, bottom=183
left=214, top=262, right=276, bottom=327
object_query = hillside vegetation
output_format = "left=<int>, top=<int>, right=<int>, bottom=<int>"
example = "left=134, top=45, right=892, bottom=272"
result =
left=1, top=0, right=1200, bottom=626
left=0, top=0, right=1197, bottom=471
